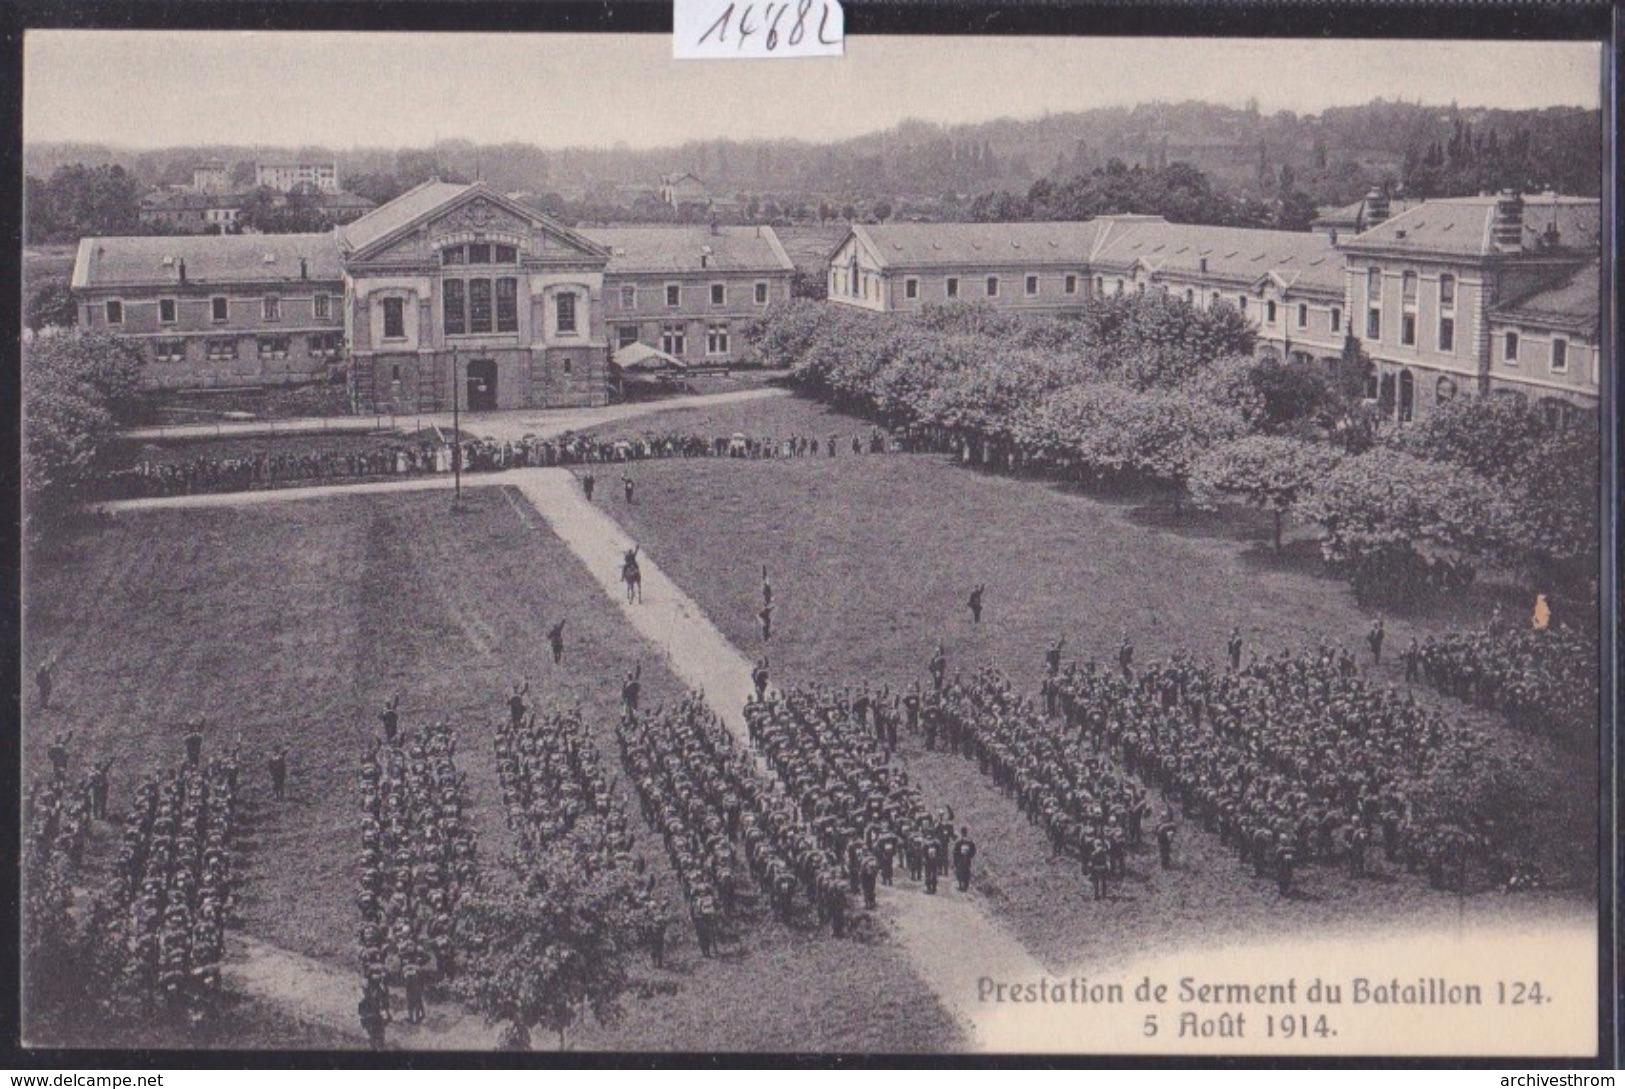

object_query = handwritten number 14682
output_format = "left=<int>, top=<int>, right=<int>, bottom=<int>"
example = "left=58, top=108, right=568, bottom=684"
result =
left=697, top=0, right=840, bottom=52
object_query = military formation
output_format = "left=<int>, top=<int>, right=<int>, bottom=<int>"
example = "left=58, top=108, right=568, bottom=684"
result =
left=1052, top=641, right=1505, bottom=894
left=1416, top=623, right=1593, bottom=738
left=747, top=685, right=976, bottom=906
left=100, top=736, right=241, bottom=1015
left=356, top=718, right=478, bottom=1049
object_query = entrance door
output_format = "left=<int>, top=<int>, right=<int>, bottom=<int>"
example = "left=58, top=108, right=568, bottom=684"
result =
left=466, top=358, right=498, bottom=411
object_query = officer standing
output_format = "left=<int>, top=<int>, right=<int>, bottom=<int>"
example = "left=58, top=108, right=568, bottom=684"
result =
left=1402, top=637, right=1421, bottom=683
left=380, top=697, right=400, bottom=745
left=548, top=620, right=567, bottom=665
left=1367, top=617, right=1386, bottom=666
left=582, top=470, right=596, bottom=502
left=1155, top=812, right=1178, bottom=869
left=967, top=584, right=985, bottom=625
left=269, top=747, right=289, bottom=801
left=1227, top=627, right=1244, bottom=671
left=952, top=827, right=976, bottom=892
left=35, top=655, right=57, bottom=712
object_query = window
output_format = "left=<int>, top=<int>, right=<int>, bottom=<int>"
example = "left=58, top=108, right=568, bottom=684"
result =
left=468, top=243, right=492, bottom=264
left=620, top=284, right=637, bottom=309
left=1401, top=313, right=1417, bottom=347
left=666, top=284, right=681, bottom=308
left=257, top=336, right=290, bottom=360
left=444, top=280, right=466, bottom=336
left=263, top=296, right=280, bottom=322
left=946, top=277, right=959, bottom=299
left=1331, top=307, right=1342, bottom=333
left=986, top=276, right=1000, bottom=298
left=468, top=280, right=493, bottom=334
left=1185, top=288, right=1195, bottom=305
left=382, top=297, right=405, bottom=340
left=1297, top=303, right=1308, bottom=329
left=710, top=283, right=725, bottom=306
left=1095, top=276, right=1104, bottom=295
left=1401, top=271, right=1418, bottom=304
left=1438, top=316, right=1455, bottom=353
left=495, top=278, right=518, bottom=333
left=1436, top=376, right=1458, bottom=403
left=1551, top=338, right=1568, bottom=373
left=391, top=364, right=402, bottom=384
left=1237, top=296, right=1247, bottom=313
left=660, top=322, right=686, bottom=356
left=494, top=244, right=517, bottom=263
left=443, top=245, right=466, bottom=265
left=555, top=291, right=577, bottom=334
left=562, top=358, right=573, bottom=376
left=152, top=339, right=186, bottom=363
left=159, top=298, right=177, bottom=325
left=1504, top=331, right=1520, bottom=363
left=617, top=325, right=640, bottom=349
left=1137, top=282, right=1146, bottom=296
left=707, top=323, right=730, bottom=355
left=1025, top=275, right=1039, bottom=296
left=1439, top=274, right=1456, bottom=308
left=309, top=333, right=342, bottom=360
left=905, top=278, right=919, bottom=300
left=1366, top=306, right=1381, bottom=340
left=105, top=300, right=123, bottom=325
left=1065, top=275, right=1078, bottom=295
left=1116, top=279, right=1125, bottom=296
left=1266, top=300, right=1277, bottom=324
left=206, top=339, right=238, bottom=362
left=755, top=282, right=769, bottom=305
left=314, top=293, right=330, bottom=320
left=212, top=296, right=229, bottom=323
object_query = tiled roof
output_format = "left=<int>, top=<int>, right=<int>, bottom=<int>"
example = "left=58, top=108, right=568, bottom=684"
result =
left=1090, top=219, right=1345, bottom=294
left=848, top=221, right=1114, bottom=270
left=1341, top=195, right=1600, bottom=258
left=338, top=179, right=474, bottom=254
left=71, top=233, right=343, bottom=290
left=141, top=191, right=244, bottom=212
left=1494, top=260, right=1600, bottom=329
left=582, top=226, right=793, bottom=274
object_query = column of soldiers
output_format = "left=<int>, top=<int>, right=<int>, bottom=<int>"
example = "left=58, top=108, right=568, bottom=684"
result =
left=1416, top=625, right=1593, bottom=739
left=25, top=737, right=112, bottom=871
left=356, top=719, right=478, bottom=1048
left=494, top=702, right=669, bottom=964
left=101, top=737, right=241, bottom=1016
left=745, top=685, right=977, bottom=909
left=1054, top=641, right=1504, bottom=895
left=929, top=666, right=1150, bottom=901
left=618, top=695, right=845, bottom=942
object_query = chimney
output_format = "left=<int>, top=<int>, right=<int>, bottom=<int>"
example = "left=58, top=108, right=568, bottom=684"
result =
left=1492, top=189, right=1524, bottom=253
left=1363, top=186, right=1390, bottom=229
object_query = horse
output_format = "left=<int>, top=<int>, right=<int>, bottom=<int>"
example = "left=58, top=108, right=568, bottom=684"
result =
left=621, top=547, right=643, bottom=604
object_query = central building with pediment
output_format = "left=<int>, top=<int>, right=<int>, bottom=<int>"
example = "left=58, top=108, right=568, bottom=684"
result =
left=340, top=180, right=613, bottom=413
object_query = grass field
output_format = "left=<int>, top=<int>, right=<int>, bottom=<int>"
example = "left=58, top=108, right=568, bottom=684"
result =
left=24, top=487, right=959, bottom=1052
left=574, top=393, right=1598, bottom=968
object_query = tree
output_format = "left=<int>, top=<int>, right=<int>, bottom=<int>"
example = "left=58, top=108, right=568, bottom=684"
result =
left=26, top=278, right=78, bottom=333
left=23, top=330, right=147, bottom=526
left=456, top=834, right=662, bottom=1051
left=1192, top=435, right=1344, bottom=550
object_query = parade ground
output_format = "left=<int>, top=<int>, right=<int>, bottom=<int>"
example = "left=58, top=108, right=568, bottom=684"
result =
left=23, top=392, right=1596, bottom=1051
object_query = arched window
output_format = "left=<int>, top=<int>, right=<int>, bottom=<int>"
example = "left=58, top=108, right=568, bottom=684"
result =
left=1435, top=376, right=1458, bottom=403
left=1398, top=369, right=1415, bottom=423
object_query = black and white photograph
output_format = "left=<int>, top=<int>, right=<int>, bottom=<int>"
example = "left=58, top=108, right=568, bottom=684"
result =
left=15, top=21, right=1613, bottom=1059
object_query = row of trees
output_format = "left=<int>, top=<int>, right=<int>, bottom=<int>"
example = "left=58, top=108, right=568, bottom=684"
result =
left=743, top=298, right=1596, bottom=602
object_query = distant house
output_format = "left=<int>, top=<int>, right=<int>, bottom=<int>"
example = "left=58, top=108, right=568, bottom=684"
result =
left=256, top=161, right=341, bottom=194
left=659, top=173, right=710, bottom=211
left=583, top=224, right=794, bottom=366
left=191, top=160, right=229, bottom=195
left=314, top=190, right=378, bottom=225
left=139, top=191, right=246, bottom=234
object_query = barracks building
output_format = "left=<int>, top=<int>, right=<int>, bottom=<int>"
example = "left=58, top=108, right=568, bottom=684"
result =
left=827, top=189, right=1601, bottom=423
left=72, top=181, right=795, bottom=412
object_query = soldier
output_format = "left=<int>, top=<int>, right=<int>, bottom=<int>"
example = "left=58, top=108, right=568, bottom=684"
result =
left=1367, top=617, right=1385, bottom=666
left=859, top=852, right=879, bottom=909
left=508, top=682, right=529, bottom=727
left=1045, top=637, right=1066, bottom=677
left=902, top=686, right=921, bottom=734
left=621, top=665, right=642, bottom=714
left=1117, top=634, right=1134, bottom=680
left=648, top=916, right=667, bottom=969
left=1276, top=837, right=1297, bottom=897
left=1227, top=627, right=1244, bottom=671
left=1402, top=637, right=1421, bottom=683
left=47, top=731, right=73, bottom=780
left=758, top=603, right=774, bottom=642
left=582, top=470, right=596, bottom=502
left=1347, top=820, right=1369, bottom=879
left=358, top=989, right=386, bottom=1051
left=827, top=886, right=848, bottom=937
left=1088, top=839, right=1111, bottom=901
left=952, top=827, right=976, bottom=892
left=35, top=655, right=57, bottom=711
left=929, top=644, right=948, bottom=693
left=761, top=565, right=773, bottom=609
left=268, top=747, right=288, bottom=801
left=548, top=619, right=566, bottom=665
left=1155, top=812, right=1178, bottom=869
left=922, top=839, right=942, bottom=894
left=621, top=474, right=636, bottom=504
left=380, top=696, right=400, bottom=745
left=184, top=723, right=205, bottom=767
left=967, top=584, right=985, bottom=625
left=751, top=658, right=770, bottom=700
left=89, top=757, right=112, bottom=820
left=402, top=959, right=426, bottom=1025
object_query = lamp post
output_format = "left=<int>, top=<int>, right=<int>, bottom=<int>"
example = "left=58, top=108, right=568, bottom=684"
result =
left=451, top=349, right=463, bottom=510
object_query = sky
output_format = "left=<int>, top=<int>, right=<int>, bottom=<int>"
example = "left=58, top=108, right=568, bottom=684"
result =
left=24, top=31, right=1603, bottom=151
